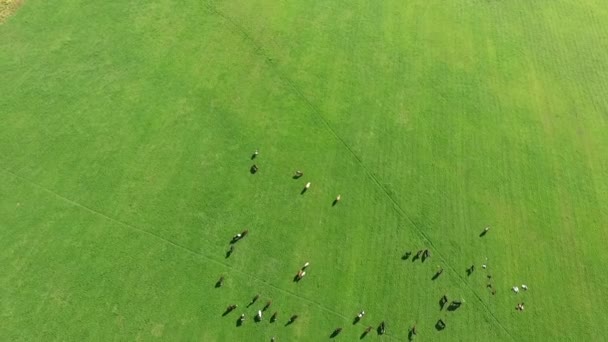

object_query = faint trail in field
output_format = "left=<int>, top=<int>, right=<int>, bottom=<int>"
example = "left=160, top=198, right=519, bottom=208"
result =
left=6, top=142, right=57, bottom=176
left=1, top=168, right=398, bottom=333
left=2, top=168, right=406, bottom=339
left=202, top=4, right=515, bottom=340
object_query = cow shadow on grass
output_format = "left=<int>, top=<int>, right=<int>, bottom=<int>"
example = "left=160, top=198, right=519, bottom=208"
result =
left=439, top=298, right=448, bottom=310
left=447, top=303, right=461, bottom=311
left=435, top=319, right=446, bottom=331
left=408, top=329, right=415, bottom=341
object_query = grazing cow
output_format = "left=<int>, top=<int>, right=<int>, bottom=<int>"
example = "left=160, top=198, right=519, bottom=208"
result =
left=422, top=249, right=430, bottom=262
left=467, top=265, right=475, bottom=275
left=447, top=300, right=463, bottom=311
left=270, top=312, right=278, bottom=323
left=289, top=315, right=298, bottom=323
left=223, top=304, right=236, bottom=316
left=216, top=276, right=224, bottom=287
left=354, top=310, right=365, bottom=324
left=241, top=230, right=249, bottom=238
left=379, top=321, right=386, bottom=335
left=294, top=171, right=303, bottom=178
left=302, top=262, right=310, bottom=269
left=305, top=182, right=311, bottom=189
left=332, top=194, right=342, bottom=206
left=440, top=295, right=448, bottom=307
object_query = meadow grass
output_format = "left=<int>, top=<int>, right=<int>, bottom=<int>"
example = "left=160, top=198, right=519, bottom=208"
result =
left=1, top=0, right=608, bottom=340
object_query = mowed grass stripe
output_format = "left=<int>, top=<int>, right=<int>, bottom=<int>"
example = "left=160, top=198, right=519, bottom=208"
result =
left=201, top=2, right=516, bottom=339
left=211, top=0, right=608, bottom=339
left=196, top=4, right=518, bottom=340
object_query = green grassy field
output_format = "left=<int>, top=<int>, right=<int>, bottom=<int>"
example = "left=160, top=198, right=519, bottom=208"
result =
left=2, top=0, right=608, bottom=340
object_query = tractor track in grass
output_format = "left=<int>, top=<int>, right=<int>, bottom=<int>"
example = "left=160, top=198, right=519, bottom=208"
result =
left=202, top=3, right=516, bottom=340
